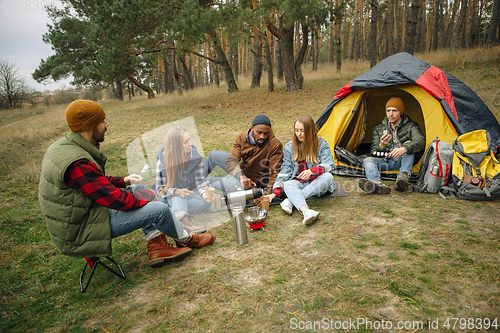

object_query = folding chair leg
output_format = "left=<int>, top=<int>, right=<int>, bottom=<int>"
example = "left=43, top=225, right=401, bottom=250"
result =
left=79, top=257, right=126, bottom=293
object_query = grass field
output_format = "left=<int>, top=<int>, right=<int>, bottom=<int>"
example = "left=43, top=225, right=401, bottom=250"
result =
left=1, top=48, right=500, bottom=332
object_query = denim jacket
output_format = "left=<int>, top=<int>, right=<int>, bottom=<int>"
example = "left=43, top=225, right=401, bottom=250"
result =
left=273, top=137, right=336, bottom=193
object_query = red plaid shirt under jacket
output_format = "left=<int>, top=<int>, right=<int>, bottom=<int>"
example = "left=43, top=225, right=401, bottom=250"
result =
left=65, top=159, right=156, bottom=211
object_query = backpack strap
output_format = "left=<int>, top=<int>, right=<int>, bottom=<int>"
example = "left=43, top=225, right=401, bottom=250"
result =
left=439, top=185, right=457, bottom=199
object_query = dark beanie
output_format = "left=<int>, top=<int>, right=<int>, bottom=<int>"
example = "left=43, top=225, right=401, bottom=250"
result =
left=252, top=114, right=272, bottom=127
left=66, top=100, right=106, bottom=132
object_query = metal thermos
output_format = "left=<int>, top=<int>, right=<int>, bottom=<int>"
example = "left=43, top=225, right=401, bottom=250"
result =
left=427, top=166, right=442, bottom=192
left=231, top=205, right=248, bottom=245
left=226, top=188, right=264, bottom=205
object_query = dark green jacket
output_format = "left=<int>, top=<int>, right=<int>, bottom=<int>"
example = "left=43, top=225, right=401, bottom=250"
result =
left=370, top=114, right=425, bottom=155
left=38, top=131, right=112, bottom=257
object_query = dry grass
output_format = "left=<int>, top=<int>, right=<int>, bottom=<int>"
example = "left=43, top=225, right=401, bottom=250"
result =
left=417, top=45, right=500, bottom=69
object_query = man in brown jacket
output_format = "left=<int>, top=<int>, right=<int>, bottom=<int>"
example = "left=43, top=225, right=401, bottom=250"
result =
left=204, top=115, right=283, bottom=197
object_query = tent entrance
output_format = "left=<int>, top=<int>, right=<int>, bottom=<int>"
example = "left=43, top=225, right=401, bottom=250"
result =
left=336, top=87, right=426, bottom=157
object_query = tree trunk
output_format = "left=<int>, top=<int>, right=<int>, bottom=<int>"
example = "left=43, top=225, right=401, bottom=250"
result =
left=405, top=0, right=420, bottom=53
left=259, top=30, right=274, bottom=92
left=369, top=0, right=378, bottom=67
left=387, top=0, right=395, bottom=55
left=125, top=73, right=155, bottom=99
left=415, top=0, right=426, bottom=52
left=267, top=19, right=297, bottom=91
left=467, top=0, right=479, bottom=47
left=396, top=0, right=404, bottom=52
left=164, top=52, right=174, bottom=93
left=329, top=17, right=335, bottom=63
left=295, top=25, right=309, bottom=90
left=488, top=0, right=500, bottom=45
left=432, top=0, right=441, bottom=50
left=179, top=55, right=193, bottom=90
left=115, top=76, right=123, bottom=101
left=334, top=0, right=343, bottom=71
left=207, top=28, right=238, bottom=93
left=442, top=0, right=459, bottom=48
left=251, top=31, right=263, bottom=88
left=229, top=40, right=238, bottom=81
left=377, top=13, right=387, bottom=57
left=451, top=0, right=469, bottom=52
left=276, top=17, right=284, bottom=81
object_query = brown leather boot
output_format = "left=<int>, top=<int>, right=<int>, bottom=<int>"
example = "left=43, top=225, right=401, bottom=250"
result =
left=147, top=234, right=192, bottom=267
left=175, top=232, right=216, bottom=249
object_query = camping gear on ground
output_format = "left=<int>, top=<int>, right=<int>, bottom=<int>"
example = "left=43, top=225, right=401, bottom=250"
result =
left=413, top=138, right=453, bottom=193
left=231, top=204, right=248, bottom=244
left=245, top=207, right=267, bottom=230
left=442, top=130, right=500, bottom=201
left=316, top=52, right=500, bottom=180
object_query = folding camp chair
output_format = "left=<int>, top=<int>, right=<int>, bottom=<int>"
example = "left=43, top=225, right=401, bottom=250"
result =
left=79, top=257, right=126, bottom=293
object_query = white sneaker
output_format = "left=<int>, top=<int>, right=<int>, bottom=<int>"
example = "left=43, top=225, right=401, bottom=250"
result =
left=302, top=209, right=319, bottom=226
left=280, top=198, right=293, bottom=215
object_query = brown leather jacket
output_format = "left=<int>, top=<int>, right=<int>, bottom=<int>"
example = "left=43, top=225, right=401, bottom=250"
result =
left=226, top=128, right=283, bottom=194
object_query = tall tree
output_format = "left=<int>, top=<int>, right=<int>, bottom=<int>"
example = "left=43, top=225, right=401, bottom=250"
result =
left=263, top=0, right=329, bottom=91
left=387, top=0, right=395, bottom=55
left=404, top=0, right=420, bottom=53
left=442, top=0, right=460, bottom=48
left=488, top=0, right=500, bottom=45
left=33, top=1, right=172, bottom=98
left=259, top=30, right=275, bottom=92
left=0, top=57, right=29, bottom=109
left=369, top=0, right=378, bottom=67
left=432, top=0, right=442, bottom=50
left=451, top=0, right=469, bottom=51
left=251, top=31, right=263, bottom=88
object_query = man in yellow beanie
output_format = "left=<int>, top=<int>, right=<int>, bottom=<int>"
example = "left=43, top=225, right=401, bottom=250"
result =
left=39, top=100, right=215, bottom=269
left=358, top=97, right=425, bottom=194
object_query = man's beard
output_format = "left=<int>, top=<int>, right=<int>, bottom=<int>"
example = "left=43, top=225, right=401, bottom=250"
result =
left=255, top=139, right=267, bottom=147
left=92, top=127, right=106, bottom=146
left=252, top=132, right=268, bottom=147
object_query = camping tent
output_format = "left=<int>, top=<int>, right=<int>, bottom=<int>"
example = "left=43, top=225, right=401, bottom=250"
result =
left=316, top=52, right=500, bottom=178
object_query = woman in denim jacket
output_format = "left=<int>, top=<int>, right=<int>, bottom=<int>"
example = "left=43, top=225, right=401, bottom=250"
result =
left=271, top=115, right=336, bottom=225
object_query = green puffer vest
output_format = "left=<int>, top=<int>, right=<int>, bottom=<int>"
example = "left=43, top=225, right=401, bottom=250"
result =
left=39, top=131, right=112, bottom=257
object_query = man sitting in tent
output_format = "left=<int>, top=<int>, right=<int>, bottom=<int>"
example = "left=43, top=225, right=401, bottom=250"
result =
left=358, top=97, right=425, bottom=194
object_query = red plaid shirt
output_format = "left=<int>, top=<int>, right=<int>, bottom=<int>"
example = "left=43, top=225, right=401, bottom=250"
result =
left=65, top=159, right=155, bottom=211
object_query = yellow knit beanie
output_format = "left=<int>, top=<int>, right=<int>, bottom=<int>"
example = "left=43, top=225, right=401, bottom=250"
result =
left=385, top=97, right=405, bottom=113
left=66, top=100, right=106, bottom=132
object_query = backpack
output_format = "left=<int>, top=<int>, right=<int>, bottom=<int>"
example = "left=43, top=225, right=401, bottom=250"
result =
left=334, top=146, right=365, bottom=169
left=413, top=138, right=453, bottom=193
left=442, top=130, right=500, bottom=201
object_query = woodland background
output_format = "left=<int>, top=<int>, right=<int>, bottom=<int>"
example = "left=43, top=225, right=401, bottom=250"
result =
left=5, top=0, right=494, bottom=103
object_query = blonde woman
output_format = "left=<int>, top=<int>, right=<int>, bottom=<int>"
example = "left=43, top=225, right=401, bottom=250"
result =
left=271, top=115, right=336, bottom=225
left=153, top=127, right=212, bottom=233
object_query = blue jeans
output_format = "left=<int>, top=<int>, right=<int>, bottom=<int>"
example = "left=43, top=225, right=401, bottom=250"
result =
left=166, top=192, right=212, bottom=217
left=204, top=150, right=230, bottom=177
left=363, top=154, right=415, bottom=181
left=283, top=173, right=334, bottom=211
left=204, top=150, right=244, bottom=192
left=109, top=185, right=184, bottom=239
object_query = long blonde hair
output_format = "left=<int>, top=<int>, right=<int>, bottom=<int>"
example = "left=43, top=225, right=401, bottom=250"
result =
left=292, top=114, right=319, bottom=163
left=164, top=127, right=188, bottom=189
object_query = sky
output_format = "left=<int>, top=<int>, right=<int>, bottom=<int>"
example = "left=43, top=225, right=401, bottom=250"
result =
left=0, top=0, right=73, bottom=92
